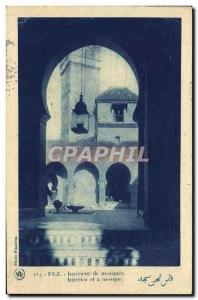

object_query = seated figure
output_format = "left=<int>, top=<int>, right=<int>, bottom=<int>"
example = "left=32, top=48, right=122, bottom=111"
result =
left=53, top=199, right=63, bottom=213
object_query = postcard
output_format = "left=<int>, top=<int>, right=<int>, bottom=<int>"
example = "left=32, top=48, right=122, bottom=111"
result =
left=6, top=6, right=192, bottom=295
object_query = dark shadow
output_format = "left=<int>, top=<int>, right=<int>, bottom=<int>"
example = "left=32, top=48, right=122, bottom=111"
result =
left=106, top=163, right=131, bottom=203
left=45, top=162, right=68, bottom=178
left=45, top=162, right=68, bottom=209
left=19, top=228, right=56, bottom=266
left=100, top=229, right=180, bottom=266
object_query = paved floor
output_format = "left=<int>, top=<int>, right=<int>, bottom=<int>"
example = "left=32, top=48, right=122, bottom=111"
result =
left=19, top=209, right=180, bottom=266
left=20, top=208, right=146, bottom=231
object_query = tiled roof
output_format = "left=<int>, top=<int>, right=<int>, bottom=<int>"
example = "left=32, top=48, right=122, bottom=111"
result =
left=96, top=87, right=138, bottom=102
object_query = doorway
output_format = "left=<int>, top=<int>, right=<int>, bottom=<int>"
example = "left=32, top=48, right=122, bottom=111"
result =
left=106, top=163, right=131, bottom=205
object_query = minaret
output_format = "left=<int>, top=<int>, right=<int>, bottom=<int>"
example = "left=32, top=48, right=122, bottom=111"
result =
left=60, top=46, right=101, bottom=143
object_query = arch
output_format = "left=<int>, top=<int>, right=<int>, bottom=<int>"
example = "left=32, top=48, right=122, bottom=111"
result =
left=106, top=162, right=131, bottom=181
left=73, top=162, right=99, bottom=207
left=74, top=161, right=99, bottom=179
left=41, top=40, right=141, bottom=211
left=42, top=38, right=140, bottom=117
left=105, top=163, right=131, bottom=204
left=45, top=162, right=67, bottom=178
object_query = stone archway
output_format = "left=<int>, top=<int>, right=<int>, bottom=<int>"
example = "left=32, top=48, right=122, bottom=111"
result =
left=106, top=163, right=131, bottom=208
left=73, top=162, right=99, bottom=208
left=44, top=43, right=140, bottom=212
left=45, top=162, right=68, bottom=208
left=37, top=34, right=145, bottom=217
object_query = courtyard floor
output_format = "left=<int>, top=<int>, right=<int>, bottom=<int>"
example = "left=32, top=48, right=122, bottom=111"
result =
left=20, top=208, right=146, bottom=231
left=19, top=208, right=180, bottom=266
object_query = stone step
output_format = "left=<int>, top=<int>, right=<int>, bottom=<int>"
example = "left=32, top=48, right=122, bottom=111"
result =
left=20, top=228, right=151, bottom=250
left=19, top=227, right=150, bottom=266
left=19, top=247, right=141, bottom=266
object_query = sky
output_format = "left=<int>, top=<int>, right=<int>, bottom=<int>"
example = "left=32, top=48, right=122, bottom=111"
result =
left=46, top=46, right=139, bottom=140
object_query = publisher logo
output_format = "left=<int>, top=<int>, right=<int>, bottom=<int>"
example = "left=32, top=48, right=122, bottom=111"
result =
left=14, top=269, right=25, bottom=280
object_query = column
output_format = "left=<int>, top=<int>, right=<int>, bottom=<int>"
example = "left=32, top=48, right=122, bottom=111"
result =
left=130, top=163, right=138, bottom=208
left=98, top=178, right=106, bottom=208
left=67, top=168, right=74, bottom=205
left=62, top=180, right=69, bottom=206
left=38, top=114, right=50, bottom=216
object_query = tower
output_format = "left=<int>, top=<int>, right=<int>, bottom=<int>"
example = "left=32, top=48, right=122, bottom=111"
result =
left=95, top=87, right=138, bottom=144
left=60, top=46, right=101, bottom=143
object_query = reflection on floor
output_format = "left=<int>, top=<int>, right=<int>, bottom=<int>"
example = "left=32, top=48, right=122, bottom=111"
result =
left=19, top=209, right=180, bottom=267
left=21, top=208, right=145, bottom=231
